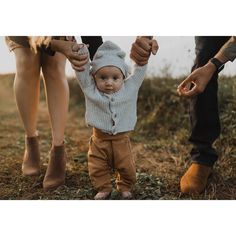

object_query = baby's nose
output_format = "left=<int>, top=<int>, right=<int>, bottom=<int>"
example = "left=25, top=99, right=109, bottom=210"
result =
left=106, top=79, right=113, bottom=85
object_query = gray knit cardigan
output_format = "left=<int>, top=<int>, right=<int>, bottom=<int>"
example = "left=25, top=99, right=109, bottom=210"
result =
left=75, top=46, right=147, bottom=135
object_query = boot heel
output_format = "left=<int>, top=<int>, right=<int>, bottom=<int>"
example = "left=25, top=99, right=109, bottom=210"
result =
left=43, top=144, right=66, bottom=191
left=22, top=135, right=40, bottom=176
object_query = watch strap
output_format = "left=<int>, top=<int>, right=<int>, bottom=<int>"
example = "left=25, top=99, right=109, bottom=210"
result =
left=210, top=58, right=224, bottom=72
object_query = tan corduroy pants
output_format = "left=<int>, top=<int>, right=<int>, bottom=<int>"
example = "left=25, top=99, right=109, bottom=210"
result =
left=88, top=128, right=136, bottom=192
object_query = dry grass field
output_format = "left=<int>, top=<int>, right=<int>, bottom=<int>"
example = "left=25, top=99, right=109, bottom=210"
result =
left=0, top=73, right=235, bottom=200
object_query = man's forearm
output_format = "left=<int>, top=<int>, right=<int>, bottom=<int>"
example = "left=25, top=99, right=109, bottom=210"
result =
left=215, top=36, right=236, bottom=63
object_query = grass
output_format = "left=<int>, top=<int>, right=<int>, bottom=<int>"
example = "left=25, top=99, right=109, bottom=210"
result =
left=0, top=73, right=235, bottom=200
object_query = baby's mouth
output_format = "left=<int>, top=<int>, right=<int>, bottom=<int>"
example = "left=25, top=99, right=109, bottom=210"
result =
left=105, top=88, right=113, bottom=91
left=104, top=88, right=114, bottom=94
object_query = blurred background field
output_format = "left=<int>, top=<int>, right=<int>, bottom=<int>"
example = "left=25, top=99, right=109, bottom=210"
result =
left=0, top=73, right=235, bottom=199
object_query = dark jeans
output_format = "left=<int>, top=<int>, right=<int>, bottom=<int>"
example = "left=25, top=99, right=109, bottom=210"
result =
left=189, top=36, right=231, bottom=166
left=81, top=36, right=103, bottom=60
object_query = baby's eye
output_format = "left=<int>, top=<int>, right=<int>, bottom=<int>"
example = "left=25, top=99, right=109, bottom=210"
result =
left=101, top=76, right=107, bottom=80
left=113, top=77, right=118, bottom=81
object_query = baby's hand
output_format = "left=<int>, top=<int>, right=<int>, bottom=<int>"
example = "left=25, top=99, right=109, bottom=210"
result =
left=71, top=44, right=90, bottom=71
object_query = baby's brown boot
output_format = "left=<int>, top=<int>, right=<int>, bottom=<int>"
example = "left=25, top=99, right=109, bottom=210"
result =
left=180, top=163, right=212, bottom=194
left=94, top=192, right=111, bottom=200
left=43, top=144, right=66, bottom=191
left=22, top=136, right=40, bottom=176
left=121, top=191, right=133, bottom=200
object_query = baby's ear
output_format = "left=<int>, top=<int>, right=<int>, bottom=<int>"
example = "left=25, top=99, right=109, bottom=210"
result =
left=117, top=51, right=126, bottom=58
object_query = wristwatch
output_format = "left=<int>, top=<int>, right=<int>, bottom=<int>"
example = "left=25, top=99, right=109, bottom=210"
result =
left=210, top=58, right=224, bottom=72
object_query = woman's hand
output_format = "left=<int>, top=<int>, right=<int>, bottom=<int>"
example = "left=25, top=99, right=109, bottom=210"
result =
left=50, top=40, right=89, bottom=71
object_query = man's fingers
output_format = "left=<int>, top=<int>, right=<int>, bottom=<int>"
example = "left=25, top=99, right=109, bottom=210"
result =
left=130, top=49, right=148, bottom=61
left=130, top=50, right=149, bottom=65
left=136, top=37, right=152, bottom=52
left=177, top=75, right=196, bottom=96
left=135, top=37, right=158, bottom=56
left=182, top=87, right=198, bottom=97
left=178, top=82, right=199, bottom=97
left=131, top=42, right=151, bottom=57
left=130, top=41, right=150, bottom=65
left=177, top=75, right=194, bottom=89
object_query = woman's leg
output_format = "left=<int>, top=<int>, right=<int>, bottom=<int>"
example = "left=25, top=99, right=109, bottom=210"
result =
left=41, top=52, right=69, bottom=146
left=13, top=47, right=41, bottom=175
left=41, top=52, right=68, bottom=190
left=13, top=47, right=41, bottom=137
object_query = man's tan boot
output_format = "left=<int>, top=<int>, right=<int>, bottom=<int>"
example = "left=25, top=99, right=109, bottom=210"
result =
left=22, top=136, right=40, bottom=176
left=180, top=163, right=212, bottom=194
left=43, top=144, right=66, bottom=191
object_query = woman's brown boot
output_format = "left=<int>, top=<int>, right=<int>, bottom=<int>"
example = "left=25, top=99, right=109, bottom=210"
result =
left=43, top=144, right=66, bottom=191
left=22, top=136, right=40, bottom=176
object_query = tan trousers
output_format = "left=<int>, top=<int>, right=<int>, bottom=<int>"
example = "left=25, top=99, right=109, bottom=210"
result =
left=88, top=128, right=136, bottom=192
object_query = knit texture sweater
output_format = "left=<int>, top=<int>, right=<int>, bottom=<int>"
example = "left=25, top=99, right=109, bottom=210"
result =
left=75, top=46, right=147, bottom=135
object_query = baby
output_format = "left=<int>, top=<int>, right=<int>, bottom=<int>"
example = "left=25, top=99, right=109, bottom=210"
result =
left=75, top=41, right=148, bottom=199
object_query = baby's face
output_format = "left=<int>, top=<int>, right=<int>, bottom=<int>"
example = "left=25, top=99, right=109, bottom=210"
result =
left=94, top=66, right=124, bottom=94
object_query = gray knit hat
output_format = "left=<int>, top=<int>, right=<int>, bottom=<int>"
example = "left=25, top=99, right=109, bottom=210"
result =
left=91, top=41, right=129, bottom=77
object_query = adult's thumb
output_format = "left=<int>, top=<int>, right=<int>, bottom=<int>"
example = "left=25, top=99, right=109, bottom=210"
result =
left=151, top=40, right=159, bottom=55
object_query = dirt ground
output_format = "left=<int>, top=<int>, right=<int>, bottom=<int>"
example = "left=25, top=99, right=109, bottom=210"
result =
left=0, top=74, right=236, bottom=200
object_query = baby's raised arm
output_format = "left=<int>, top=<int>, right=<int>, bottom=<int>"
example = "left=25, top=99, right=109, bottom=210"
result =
left=74, top=45, right=94, bottom=89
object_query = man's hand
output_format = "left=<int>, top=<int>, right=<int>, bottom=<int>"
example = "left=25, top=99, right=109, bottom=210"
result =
left=130, top=36, right=158, bottom=66
left=177, top=62, right=217, bottom=97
